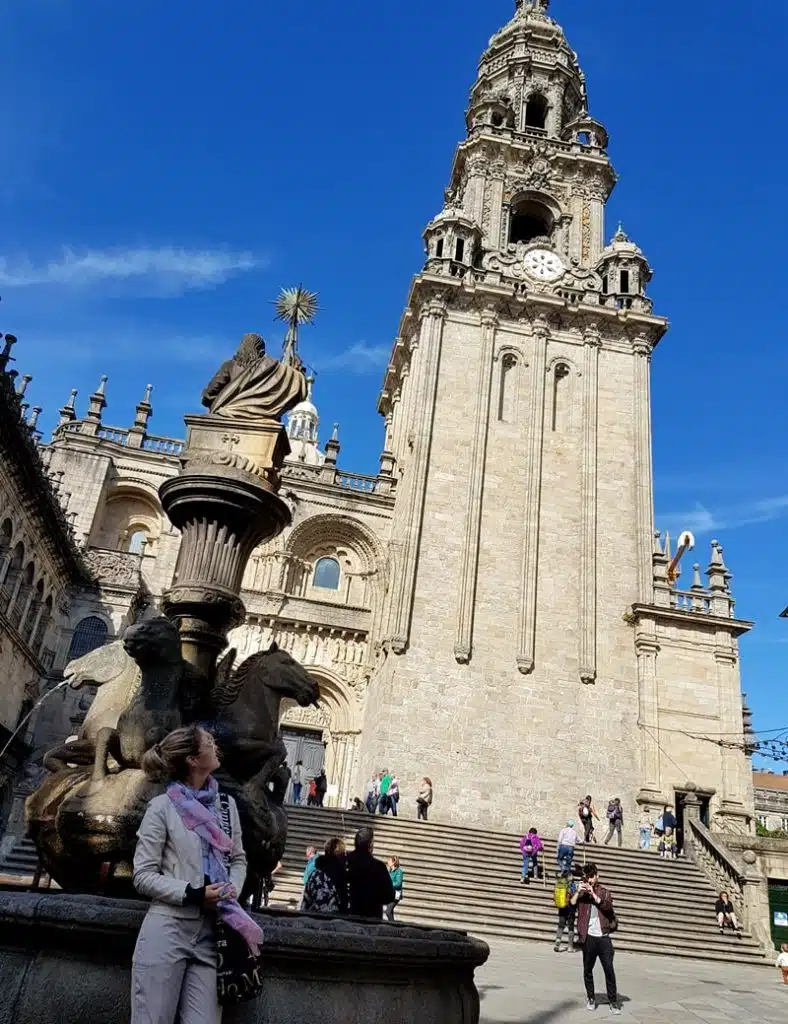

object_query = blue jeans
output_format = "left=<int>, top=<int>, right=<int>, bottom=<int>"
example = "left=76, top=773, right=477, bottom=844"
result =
left=292, top=783, right=302, bottom=805
left=522, top=854, right=538, bottom=879
left=557, top=845, right=574, bottom=873
left=639, top=826, right=651, bottom=850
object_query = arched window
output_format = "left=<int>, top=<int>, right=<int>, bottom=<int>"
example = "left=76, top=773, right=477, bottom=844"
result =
left=0, top=519, right=12, bottom=583
left=552, top=363, right=572, bottom=432
left=68, top=616, right=109, bottom=661
left=0, top=542, right=24, bottom=614
left=312, top=557, right=341, bottom=591
left=9, top=562, right=34, bottom=629
left=509, top=199, right=554, bottom=245
left=32, top=595, right=53, bottom=656
left=525, top=93, right=549, bottom=130
left=498, top=354, right=519, bottom=423
left=127, top=529, right=148, bottom=555
left=435, top=237, right=444, bottom=258
left=22, top=579, right=44, bottom=643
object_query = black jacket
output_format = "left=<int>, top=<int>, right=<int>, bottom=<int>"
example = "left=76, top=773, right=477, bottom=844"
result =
left=345, top=850, right=395, bottom=919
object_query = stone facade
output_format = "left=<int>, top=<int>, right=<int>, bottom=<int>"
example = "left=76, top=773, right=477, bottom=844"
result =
left=754, top=772, right=788, bottom=835
left=23, top=372, right=396, bottom=811
left=4, top=2, right=757, bottom=844
left=0, top=335, right=91, bottom=844
left=360, top=0, right=756, bottom=838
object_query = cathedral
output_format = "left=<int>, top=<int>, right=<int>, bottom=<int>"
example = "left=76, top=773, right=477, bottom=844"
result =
left=0, top=0, right=755, bottom=842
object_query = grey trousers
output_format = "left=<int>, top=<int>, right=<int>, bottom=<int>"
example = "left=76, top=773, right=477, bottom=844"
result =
left=132, top=911, right=222, bottom=1024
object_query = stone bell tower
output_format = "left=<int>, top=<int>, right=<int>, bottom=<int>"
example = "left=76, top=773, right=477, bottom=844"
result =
left=358, top=2, right=751, bottom=834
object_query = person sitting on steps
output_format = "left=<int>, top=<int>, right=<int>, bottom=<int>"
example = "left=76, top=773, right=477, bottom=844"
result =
left=715, top=891, right=742, bottom=936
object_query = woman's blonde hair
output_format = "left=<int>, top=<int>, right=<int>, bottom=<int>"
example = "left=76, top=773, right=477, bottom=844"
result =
left=141, top=723, right=204, bottom=783
left=388, top=855, right=400, bottom=869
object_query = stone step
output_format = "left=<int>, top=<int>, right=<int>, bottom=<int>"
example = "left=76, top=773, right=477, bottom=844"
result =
left=0, top=838, right=39, bottom=876
left=283, top=807, right=767, bottom=966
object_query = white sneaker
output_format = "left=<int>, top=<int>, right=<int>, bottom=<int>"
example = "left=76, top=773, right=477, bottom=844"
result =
left=610, top=1003, right=622, bottom=1015
left=586, top=999, right=597, bottom=1011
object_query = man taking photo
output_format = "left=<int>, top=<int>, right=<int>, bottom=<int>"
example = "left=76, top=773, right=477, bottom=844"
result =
left=572, top=862, right=621, bottom=1014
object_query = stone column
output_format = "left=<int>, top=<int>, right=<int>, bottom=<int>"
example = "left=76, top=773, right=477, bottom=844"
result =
left=578, top=325, right=600, bottom=685
left=487, top=168, right=506, bottom=252
left=390, top=299, right=447, bottom=653
left=740, top=849, right=775, bottom=953
left=516, top=317, right=549, bottom=675
left=588, top=197, right=605, bottom=262
left=635, top=632, right=662, bottom=801
left=632, top=336, right=655, bottom=603
left=715, top=645, right=745, bottom=809
left=455, top=308, right=497, bottom=663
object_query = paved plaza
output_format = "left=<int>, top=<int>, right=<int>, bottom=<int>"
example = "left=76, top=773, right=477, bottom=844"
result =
left=477, top=939, right=786, bottom=1023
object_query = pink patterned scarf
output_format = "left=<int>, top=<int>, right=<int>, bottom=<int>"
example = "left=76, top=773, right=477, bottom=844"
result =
left=167, top=778, right=263, bottom=955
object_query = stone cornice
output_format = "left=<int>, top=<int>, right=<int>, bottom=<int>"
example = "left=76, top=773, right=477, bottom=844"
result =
left=630, top=602, right=754, bottom=639
left=378, top=274, right=668, bottom=415
left=0, top=374, right=90, bottom=587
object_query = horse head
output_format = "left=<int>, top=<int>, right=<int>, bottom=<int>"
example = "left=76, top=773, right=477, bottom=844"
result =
left=212, top=643, right=319, bottom=719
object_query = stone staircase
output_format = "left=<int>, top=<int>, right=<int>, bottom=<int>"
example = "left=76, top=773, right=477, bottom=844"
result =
left=0, top=836, right=39, bottom=879
left=273, top=806, right=767, bottom=966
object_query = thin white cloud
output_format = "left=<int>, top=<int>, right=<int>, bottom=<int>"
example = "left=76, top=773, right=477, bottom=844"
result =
left=659, top=495, right=788, bottom=536
left=0, top=246, right=261, bottom=295
left=317, top=341, right=390, bottom=374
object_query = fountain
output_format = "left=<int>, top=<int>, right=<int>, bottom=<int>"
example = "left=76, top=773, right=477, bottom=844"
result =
left=0, top=315, right=488, bottom=1023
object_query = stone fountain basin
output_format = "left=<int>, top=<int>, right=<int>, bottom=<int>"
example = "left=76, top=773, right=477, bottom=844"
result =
left=0, top=891, right=488, bottom=1024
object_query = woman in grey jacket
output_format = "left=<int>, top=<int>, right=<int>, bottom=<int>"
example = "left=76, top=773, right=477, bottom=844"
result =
left=132, top=723, right=260, bottom=1024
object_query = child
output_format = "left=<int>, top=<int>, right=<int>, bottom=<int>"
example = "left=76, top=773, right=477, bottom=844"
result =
left=384, top=855, right=404, bottom=922
left=553, top=871, right=578, bottom=952
left=519, top=826, right=544, bottom=883
left=776, top=943, right=788, bottom=984
left=659, top=826, right=677, bottom=860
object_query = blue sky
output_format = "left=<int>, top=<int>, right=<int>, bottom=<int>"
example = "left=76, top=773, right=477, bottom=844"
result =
left=3, top=1, right=788, bottom=765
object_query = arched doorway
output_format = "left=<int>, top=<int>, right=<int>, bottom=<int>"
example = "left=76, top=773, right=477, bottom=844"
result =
left=279, top=669, right=360, bottom=808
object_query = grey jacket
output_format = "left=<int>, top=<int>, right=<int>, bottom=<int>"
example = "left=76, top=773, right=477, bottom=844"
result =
left=133, top=792, right=247, bottom=918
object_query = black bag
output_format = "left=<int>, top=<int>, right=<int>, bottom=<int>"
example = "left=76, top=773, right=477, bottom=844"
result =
left=216, top=794, right=264, bottom=1007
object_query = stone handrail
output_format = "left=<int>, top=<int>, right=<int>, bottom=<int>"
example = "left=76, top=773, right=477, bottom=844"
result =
left=670, top=589, right=712, bottom=615
left=686, top=818, right=745, bottom=912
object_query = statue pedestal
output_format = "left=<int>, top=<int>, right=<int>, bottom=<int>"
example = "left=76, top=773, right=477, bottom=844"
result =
left=0, top=893, right=488, bottom=1024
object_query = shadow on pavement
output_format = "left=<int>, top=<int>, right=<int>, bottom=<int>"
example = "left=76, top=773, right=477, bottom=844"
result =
left=480, top=999, right=576, bottom=1024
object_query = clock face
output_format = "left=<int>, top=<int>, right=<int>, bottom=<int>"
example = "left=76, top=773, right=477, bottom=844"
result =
left=523, top=248, right=565, bottom=282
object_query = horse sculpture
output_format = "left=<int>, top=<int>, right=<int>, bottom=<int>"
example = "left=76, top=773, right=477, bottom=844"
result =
left=27, top=622, right=319, bottom=899
left=42, top=639, right=140, bottom=773
left=211, top=643, right=319, bottom=903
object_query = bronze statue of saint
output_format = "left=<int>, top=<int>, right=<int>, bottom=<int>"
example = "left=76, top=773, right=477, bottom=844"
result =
left=201, top=333, right=306, bottom=421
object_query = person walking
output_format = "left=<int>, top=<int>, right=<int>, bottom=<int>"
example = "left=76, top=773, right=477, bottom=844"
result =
left=659, top=826, right=677, bottom=860
left=291, top=760, right=305, bottom=805
left=604, top=798, right=624, bottom=848
left=346, top=828, right=395, bottom=919
left=364, top=773, right=380, bottom=815
left=556, top=819, right=581, bottom=875
left=416, top=777, right=433, bottom=821
left=314, top=769, right=328, bottom=808
left=775, top=943, right=788, bottom=984
left=301, top=837, right=348, bottom=914
left=378, top=769, right=392, bottom=816
left=519, top=827, right=544, bottom=884
left=572, top=862, right=621, bottom=1015
left=383, top=856, right=404, bottom=922
left=638, top=808, right=652, bottom=851
left=388, top=774, right=400, bottom=817
left=578, top=796, right=599, bottom=845
left=715, top=892, right=742, bottom=935
left=306, top=776, right=318, bottom=807
left=553, top=871, right=578, bottom=952
left=131, top=724, right=261, bottom=1024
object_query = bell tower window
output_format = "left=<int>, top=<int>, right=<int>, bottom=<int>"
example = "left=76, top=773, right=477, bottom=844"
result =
left=525, top=94, right=548, bottom=131
left=620, top=270, right=630, bottom=294
left=509, top=199, right=554, bottom=245
left=455, top=238, right=465, bottom=262
left=435, top=237, right=444, bottom=258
